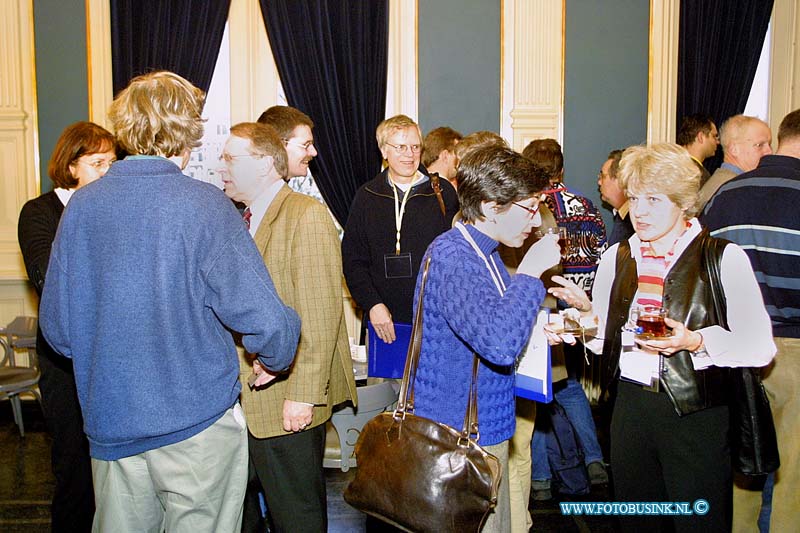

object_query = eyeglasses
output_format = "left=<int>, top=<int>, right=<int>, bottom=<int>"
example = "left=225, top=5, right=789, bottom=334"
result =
left=218, top=152, right=263, bottom=163
left=385, top=143, right=422, bottom=155
left=284, top=138, right=315, bottom=151
left=76, top=158, right=115, bottom=170
left=512, top=201, right=541, bottom=217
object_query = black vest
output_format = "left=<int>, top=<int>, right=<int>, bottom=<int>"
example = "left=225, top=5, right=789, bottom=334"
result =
left=601, top=232, right=729, bottom=416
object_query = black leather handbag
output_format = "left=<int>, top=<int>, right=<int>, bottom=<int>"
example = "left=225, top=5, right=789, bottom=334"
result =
left=704, top=235, right=780, bottom=475
left=343, top=258, right=502, bottom=532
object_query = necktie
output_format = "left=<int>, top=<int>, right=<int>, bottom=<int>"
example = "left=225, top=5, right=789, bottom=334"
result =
left=243, top=207, right=252, bottom=230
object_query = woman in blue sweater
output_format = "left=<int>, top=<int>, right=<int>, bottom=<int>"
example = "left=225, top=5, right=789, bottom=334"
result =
left=412, top=145, right=561, bottom=532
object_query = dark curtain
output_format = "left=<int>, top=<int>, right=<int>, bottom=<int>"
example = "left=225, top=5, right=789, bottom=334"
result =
left=677, top=0, right=773, bottom=172
left=111, top=0, right=231, bottom=94
left=260, top=0, right=389, bottom=226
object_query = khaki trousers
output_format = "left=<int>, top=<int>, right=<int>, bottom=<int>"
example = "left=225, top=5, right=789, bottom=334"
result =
left=91, top=404, right=249, bottom=533
left=482, top=440, right=511, bottom=533
left=508, top=398, right=536, bottom=533
left=732, top=337, right=800, bottom=533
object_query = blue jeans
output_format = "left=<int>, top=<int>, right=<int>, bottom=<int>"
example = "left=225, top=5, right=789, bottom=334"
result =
left=531, top=377, right=604, bottom=480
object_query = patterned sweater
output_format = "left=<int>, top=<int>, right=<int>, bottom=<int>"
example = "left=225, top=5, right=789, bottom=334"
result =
left=544, top=183, right=607, bottom=295
left=412, top=224, right=546, bottom=445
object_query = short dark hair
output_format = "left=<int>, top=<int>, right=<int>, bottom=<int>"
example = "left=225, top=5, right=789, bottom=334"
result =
left=521, top=138, right=563, bottom=181
left=457, top=146, right=549, bottom=223
left=778, top=109, right=800, bottom=146
left=257, top=106, right=314, bottom=140
left=422, top=126, right=462, bottom=167
left=230, top=122, right=289, bottom=179
left=607, top=149, right=624, bottom=179
left=676, top=113, right=715, bottom=146
left=48, top=121, right=117, bottom=189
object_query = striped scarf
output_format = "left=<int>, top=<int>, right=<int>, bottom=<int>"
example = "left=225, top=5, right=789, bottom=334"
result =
left=636, top=221, right=691, bottom=307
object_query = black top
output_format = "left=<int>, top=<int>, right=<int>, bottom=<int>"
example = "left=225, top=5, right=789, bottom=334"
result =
left=341, top=169, right=459, bottom=323
left=18, top=190, right=68, bottom=366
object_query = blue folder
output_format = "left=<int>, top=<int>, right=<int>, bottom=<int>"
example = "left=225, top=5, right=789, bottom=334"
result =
left=367, top=321, right=412, bottom=379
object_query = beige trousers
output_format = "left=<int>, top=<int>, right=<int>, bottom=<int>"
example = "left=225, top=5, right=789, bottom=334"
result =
left=732, top=337, right=800, bottom=533
left=508, top=398, right=537, bottom=533
left=482, top=440, right=511, bottom=533
left=91, top=404, right=249, bottom=533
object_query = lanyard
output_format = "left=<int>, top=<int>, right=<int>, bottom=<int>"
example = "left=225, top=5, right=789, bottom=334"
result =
left=392, top=173, right=422, bottom=254
left=455, top=222, right=506, bottom=295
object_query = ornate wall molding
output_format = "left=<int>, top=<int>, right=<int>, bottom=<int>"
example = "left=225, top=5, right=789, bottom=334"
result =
left=228, top=0, right=281, bottom=124
left=0, top=0, right=38, bottom=280
left=86, top=0, right=113, bottom=129
left=769, top=0, right=800, bottom=130
left=386, top=0, right=418, bottom=120
left=647, top=0, right=680, bottom=144
left=0, top=0, right=38, bottom=320
left=500, top=0, right=564, bottom=151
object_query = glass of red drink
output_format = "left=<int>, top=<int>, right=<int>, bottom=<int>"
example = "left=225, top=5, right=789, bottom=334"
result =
left=632, top=304, right=668, bottom=339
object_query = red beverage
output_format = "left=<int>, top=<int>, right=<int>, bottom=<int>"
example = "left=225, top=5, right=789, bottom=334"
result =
left=637, top=315, right=667, bottom=337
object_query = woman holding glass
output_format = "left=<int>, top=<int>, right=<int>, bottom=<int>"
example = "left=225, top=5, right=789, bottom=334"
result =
left=548, top=143, right=775, bottom=532
left=411, top=145, right=560, bottom=531
left=18, top=121, right=117, bottom=532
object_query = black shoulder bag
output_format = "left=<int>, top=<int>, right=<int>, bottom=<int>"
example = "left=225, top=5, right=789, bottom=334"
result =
left=703, top=235, right=780, bottom=475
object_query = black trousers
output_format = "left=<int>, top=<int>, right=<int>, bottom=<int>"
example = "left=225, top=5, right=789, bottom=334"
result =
left=38, top=351, right=94, bottom=532
left=611, top=380, right=732, bottom=533
left=242, top=423, right=327, bottom=533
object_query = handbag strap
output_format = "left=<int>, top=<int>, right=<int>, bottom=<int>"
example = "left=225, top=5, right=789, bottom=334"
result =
left=394, top=256, right=482, bottom=440
left=430, top=173, right=447, bottom=217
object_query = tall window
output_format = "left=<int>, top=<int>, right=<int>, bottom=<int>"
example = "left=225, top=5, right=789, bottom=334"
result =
left=188, top=23, right=325, bottom=206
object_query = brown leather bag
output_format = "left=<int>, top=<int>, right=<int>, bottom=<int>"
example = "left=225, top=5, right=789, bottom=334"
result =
left=344, top=257, right=501, bottom=532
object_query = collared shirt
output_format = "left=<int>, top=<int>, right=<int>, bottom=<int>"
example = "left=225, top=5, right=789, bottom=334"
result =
left=54, top=188, right=75, bottom=206
left=588, top=218, right=775, bottom=369
left=248, top=180, right=286, bottom=237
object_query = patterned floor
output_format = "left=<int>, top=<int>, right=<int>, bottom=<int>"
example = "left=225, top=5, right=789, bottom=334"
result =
left=0, top=401, right=619, bottom=532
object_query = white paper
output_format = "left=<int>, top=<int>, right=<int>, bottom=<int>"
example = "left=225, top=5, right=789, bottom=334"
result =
left=619, top=348, right=660, bottom=385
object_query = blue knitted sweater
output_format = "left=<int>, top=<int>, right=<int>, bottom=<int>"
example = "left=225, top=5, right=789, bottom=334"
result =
left=412, top=224, right=546, bottom=445
left=40, top=157, right=300, bottom=460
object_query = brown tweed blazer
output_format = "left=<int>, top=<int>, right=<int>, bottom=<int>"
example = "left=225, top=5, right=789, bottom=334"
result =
left=239, top=185, right=357, bottom=438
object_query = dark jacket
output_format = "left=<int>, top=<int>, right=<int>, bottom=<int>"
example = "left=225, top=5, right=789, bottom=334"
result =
left=341, top=169, right=459, bottom=323
left=601, top=232, right=728, bottom=415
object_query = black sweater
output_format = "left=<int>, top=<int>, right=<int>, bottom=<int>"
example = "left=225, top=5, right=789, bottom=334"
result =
left=341, top=169, right=459, bottom=323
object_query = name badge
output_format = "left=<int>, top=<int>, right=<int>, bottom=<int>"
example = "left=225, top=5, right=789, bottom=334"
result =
left=384, top=252, right=413, bottom=279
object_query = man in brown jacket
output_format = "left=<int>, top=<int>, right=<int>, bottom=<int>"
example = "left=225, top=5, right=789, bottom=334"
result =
left=221, top=112, right=357, bottom=532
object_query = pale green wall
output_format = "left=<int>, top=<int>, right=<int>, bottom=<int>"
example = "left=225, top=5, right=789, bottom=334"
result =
left=564, top=0, right=649, bottom=227
left=34, top=0, right=90, bottom=192
left=418, top=0, right=501, bottom=136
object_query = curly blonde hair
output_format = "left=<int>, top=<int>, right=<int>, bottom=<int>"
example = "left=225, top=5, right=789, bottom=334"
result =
left=109, top=71, right=205, bottom=157
left=618, top=143, right=701, bottom=218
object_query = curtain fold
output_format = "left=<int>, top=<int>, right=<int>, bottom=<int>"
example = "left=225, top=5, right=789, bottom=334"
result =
left=677, top=0, right=773, bottom=172
left=111, top=0, right=231, bottom=95
left=259, top=0, right=389, bottom=226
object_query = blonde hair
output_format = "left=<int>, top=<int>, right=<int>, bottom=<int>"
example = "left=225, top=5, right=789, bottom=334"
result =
left=375, top=114, right=421, bottom=149
left=618, top=143, right=701, bottom=218
left=109, top=71, right=205, bottom=157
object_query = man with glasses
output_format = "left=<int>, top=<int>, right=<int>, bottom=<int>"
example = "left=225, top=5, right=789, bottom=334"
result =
left=230, top=114, right=357, bottom=533
left=697, top=114, right=772, bottom=212
left=342, top=114, right=459, bottom=346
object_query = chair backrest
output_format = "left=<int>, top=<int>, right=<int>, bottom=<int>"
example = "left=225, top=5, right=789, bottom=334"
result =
left=1, top=316, right=38, bottom=368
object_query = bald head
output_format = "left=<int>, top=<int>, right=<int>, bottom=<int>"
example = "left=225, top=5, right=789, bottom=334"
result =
left=719, top=115, right=772, bottom=172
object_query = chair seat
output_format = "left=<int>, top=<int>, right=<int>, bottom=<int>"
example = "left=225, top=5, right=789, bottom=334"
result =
left=0, top=367, right=40, bottom=391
